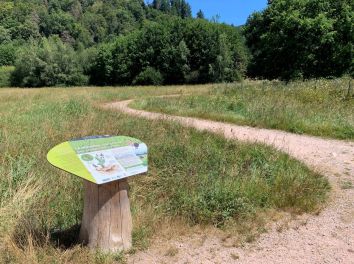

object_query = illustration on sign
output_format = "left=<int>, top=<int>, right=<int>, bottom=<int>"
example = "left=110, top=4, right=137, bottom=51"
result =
left=47, top=136, right=148, bottom=184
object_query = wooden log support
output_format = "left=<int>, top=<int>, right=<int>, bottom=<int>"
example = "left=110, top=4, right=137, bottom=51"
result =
left=79, top=179, right=132, bottom=252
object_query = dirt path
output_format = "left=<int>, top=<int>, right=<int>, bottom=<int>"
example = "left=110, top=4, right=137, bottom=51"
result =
left=104, top=99, right=354, bottom=264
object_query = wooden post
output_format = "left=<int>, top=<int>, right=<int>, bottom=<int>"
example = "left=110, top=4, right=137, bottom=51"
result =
left=79, top=179, right=133, bottom=252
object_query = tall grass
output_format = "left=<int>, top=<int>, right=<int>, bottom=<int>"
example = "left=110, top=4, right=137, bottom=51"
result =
left=0, top=86, right=329, bottom=263
left=132, top=79, right=354, bottom=140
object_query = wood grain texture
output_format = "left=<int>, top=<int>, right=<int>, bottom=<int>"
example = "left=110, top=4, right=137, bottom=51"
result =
left=79, top=179, right=132, bottom=252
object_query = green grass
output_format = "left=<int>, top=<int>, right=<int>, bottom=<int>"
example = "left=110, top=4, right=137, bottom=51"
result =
left=132, top=79, right=354, bottom=140
left=0, top=86, right=329, bottom=263
left=0, top=66, right=15, bottom=87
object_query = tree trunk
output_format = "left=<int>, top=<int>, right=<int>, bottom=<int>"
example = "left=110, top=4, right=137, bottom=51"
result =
left=79, top=179, right=132, bottom=252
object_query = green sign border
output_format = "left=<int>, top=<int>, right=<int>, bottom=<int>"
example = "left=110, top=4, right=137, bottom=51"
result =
left=47, top=136, right=147, bottom=184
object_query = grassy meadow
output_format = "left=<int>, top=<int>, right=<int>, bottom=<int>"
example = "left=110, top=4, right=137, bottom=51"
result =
left=132, top=79, right=354, bottom=140
left=0, top=85, right=330, bottom=263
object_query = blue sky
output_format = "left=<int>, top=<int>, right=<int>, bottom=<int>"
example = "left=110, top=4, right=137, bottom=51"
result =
left=145, top=1, right=268, bottom=26
left=188, top=0, right=268, bottom=26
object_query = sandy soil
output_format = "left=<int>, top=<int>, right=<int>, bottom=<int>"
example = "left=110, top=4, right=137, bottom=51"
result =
left=104, top=99, right=354, bottom=264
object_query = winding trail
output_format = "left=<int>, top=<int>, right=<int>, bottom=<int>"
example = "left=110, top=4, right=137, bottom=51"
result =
left=104, top=99, right=354, bottom=264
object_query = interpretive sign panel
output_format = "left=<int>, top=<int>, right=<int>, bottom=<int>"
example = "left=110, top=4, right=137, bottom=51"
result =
left=47, top=136, right=148, bottom=184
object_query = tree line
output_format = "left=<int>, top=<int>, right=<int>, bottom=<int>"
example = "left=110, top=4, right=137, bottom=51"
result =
left=245, top=0, right=353, bottom=80
left=89, top=18, right=247, bottom=86
left=0, top=0, right=352, bottom=87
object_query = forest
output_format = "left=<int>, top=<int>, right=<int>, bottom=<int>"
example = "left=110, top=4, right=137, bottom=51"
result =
left=0, top=0, right=353, bottom=87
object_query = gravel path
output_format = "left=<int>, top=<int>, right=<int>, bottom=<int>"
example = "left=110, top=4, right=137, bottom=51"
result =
left=104, top=99, right=354, bottom=264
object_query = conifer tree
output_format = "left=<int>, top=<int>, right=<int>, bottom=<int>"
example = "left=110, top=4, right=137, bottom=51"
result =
left=196, top=9, right=205, bottom=19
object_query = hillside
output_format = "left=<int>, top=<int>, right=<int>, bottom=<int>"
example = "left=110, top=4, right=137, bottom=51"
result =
left=0, top=0, right=195, bottom=48
left=0, top=0, right=352, bottom=87
left=0, top=0, right=248, bottom=87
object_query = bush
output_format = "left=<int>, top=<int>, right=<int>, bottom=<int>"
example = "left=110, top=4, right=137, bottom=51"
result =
left=133, top=67, right=164, bottom=85
left=0, top=66, right=15, bottom=87
left=11, top=37, right=88, bottom=87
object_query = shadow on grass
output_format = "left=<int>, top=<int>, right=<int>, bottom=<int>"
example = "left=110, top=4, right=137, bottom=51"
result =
left=50, top=224, right=81, bottom=249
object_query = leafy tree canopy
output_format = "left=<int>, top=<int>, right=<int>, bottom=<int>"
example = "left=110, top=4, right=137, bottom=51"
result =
left=0, top=0, right=147, bottom=47
left=11, top=36, right=88, bottom=87
left=90, top=18, right=248, bottom=86
left=2, top=0, right=351, bottom=86
left=244, top=0, right=353, bottom=80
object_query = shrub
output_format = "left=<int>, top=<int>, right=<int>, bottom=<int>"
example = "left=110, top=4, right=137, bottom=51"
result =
left=0, top=66, right=15, bottom=87
left=133, top=67, right=164, bottom=85
left=11, top=37, right=88, bottom=87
